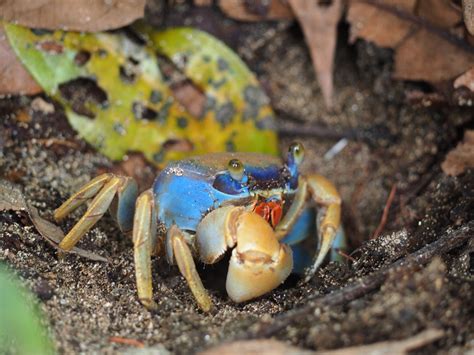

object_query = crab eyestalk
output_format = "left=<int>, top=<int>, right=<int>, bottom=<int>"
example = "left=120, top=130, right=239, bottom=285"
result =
left=228, top=158, right=245, bottom=182
left=286, top=142, right=305, bottom=187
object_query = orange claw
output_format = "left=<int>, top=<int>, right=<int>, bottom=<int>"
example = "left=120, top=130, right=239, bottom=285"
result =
left=225, top=210, right=293, bottom=302
left=196, top=207, right=293, bottom=304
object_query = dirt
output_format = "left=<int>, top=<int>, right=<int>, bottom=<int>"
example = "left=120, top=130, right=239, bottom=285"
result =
left=0, top=3, right=473, bottom=355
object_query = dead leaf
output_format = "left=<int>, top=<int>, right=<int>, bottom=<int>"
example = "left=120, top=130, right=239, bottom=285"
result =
left=0, top=25, right=42, bottom=95
left=463, top=0, right=474, bottom=35
left=289, top=0, right=343, bottom=109
left=171, top=81, right=207, bottom=118
left=315, top=329, right=444, bottom=354
left=31, top=97, right=55, bottom=114
left=394, top=28, right=474, bottom=81
left=98, top=152, right=157, bottom=192
left=27, top=203, right=108, bottom=262
left=0, top=179, right=108, bottom=262
left=195, top=0, right=213, bottom=5
left=348, top=0, right=474, bottom=84
left=417, top=0, right=461, bottom=28
left=348, top=0, right=416, bottom=47
left=200, top=329, right=444, bottom=355
left=0, top=0, right=146, bottom=32
left=218, top=0, right=294, bottom=22
left=454, top=67, right=474, bottom=91
left=200, top=339, right=313, bottom=355
left=441, top=130, right=474, bottom=176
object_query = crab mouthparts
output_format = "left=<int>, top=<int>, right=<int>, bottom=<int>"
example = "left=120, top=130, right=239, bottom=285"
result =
left=252, top=199, right=283, bottom=227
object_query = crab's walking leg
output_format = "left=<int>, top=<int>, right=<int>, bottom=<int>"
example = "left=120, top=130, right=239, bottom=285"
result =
left=132, top=190, right=158, bottom=310
left=54, top=174, right=112, bottom=222
left=168, top=226, right=212, bottom=312
left=275, top=177, right=308, bottom=240
left=304, top=174, right=341, bottom=282
left=55, top=173, right=138, bottom=251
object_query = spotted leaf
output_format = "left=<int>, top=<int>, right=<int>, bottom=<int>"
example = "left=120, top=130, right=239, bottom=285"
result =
left=4, top=23, right=278, bottom=166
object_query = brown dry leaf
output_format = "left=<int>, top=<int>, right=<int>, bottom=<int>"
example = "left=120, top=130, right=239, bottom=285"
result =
left=348, top=0, right=417, bottom=47
left=98, top=152, right=157, bottom=192
left=454, top=66, right=474, bottom=91
left=0, top=0, right=146, bottom=32
left=200, top=339, right=314, bottom=355
left=0, top=179, right=108, bottom=262
left=201, top=329, right=443, bottom=355
left=394, top=28, right=474, bottom=81
left=195, top=0, right=213, bottom=5
left=417, top=0, right=461, bottom=28
left=0, top=25, right=42, bottom=95
left=171, top=81, right=207, bottom=118
left=289, top=0, right=343, bottom=109
left=218, top=0, right=294, bottom=22
left=27, top=203, right=108, bottom=262
left=441, top=130, right=474, bottom=176
left=316, top=329, right=444, bottom=354
left=464, top=0, right=474, bottom=35
left=348, top=0, right=474, bottom=84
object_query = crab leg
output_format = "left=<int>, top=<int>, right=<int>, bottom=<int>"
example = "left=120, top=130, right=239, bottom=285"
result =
left=274, top=174, right=341, bottom=281
left=54, top=174, right=112, bottom=222
left=133, top=190, right=158, bottom=310
left=168, top=225, right=212, bottom=312
left=303, top=174, right=341, bottom=282
left=56, top=174, right=138, bottom=251
left=274, top=177, right=308, bottom=240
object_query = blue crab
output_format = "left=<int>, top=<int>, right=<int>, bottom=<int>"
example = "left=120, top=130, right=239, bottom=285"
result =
left=54, top=143, right=341, bottom=311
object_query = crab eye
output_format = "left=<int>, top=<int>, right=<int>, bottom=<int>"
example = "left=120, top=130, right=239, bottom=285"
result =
left=289, top=142, right=305, bottom=165
left=228, top=159, right=244, bottom=181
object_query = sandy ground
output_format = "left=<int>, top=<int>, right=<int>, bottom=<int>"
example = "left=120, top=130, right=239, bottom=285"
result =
left=0, top=5, right=473, bottom=354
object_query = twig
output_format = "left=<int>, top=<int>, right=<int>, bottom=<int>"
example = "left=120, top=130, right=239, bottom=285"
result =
left=371, top=184, right=397, bottom=239
left=109, top=336, right=145, bottom=348
left=239, top=222, right=472, bottom=339
left=278, top=121, right=395, bottom=148
left=278, top=124, right=348, bottom=140
left=335, top=249, right=356, bottom=262
left=35, top=138, right=80, bottom=149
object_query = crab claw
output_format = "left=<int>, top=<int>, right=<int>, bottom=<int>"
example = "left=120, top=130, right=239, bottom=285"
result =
left=196, top=206, right=292, bottom=302
left=225, top=211, right=293, bottom=302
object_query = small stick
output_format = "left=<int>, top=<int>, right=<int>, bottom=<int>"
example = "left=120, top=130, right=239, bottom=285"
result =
left=371, top=184, right=397, bottom=239
left=278, top=124, right=348, bottom=140
left=335, top=249, right=356, bottom=262
left=35, top=138, right=80, bottom=149
left=109, top=336, right=145, bottom=348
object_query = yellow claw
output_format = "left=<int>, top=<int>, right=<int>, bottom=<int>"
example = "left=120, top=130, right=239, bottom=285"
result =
left=225, top=211, right=293, bottom=302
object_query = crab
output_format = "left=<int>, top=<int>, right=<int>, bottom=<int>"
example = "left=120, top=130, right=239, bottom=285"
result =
left=54, top=143, right=341, bottom=311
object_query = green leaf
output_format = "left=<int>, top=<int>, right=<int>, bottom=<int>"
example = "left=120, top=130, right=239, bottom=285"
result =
left=0, top=266, right=55, bottom=355
left=4, top=23, right=278, bottom=166
left=141, top=26, right=278, bottom=154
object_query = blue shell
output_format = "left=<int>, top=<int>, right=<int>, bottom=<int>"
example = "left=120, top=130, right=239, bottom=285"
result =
left=153, top=152, right=296, bottom=231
